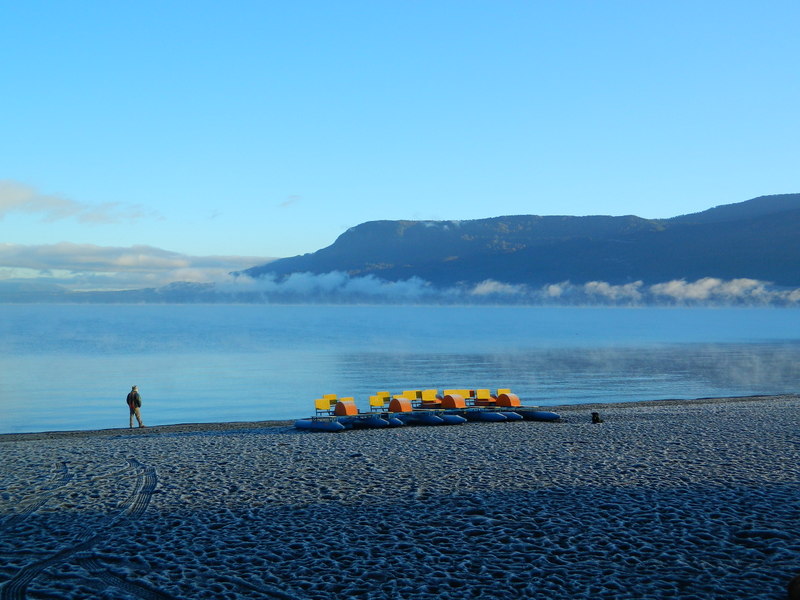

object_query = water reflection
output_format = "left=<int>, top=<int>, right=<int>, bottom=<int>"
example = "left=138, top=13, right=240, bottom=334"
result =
left=336, top=343, right=800, bottom=404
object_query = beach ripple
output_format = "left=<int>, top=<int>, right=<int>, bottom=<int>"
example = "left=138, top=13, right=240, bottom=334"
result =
left=1, top=396, right=798, bottom=599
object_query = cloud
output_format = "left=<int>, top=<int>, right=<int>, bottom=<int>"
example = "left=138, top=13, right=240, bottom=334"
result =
left=649, top=277, right=770, bottom=302
left=0, top=180, right=160, bottom=224
left=222, top=273, right=800, bottom=306
left=278, top=195, right=302, bottom=208
left=2, top=244, right=798, bottom=306
left=584, top=280, right=644, bottom=301
left=222, top=271, right=435, bottom=300
left=542, top=283, right=567, bottom=298
left=470, top=279, right=526, bottom=296
left=0, top=243, right=274, bottom=291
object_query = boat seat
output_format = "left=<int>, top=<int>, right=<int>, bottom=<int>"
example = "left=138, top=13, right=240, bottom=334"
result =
left=443, top=388, right=471, bottom=399
left=317, top=394, right=337, bottom=411
left=314, top=398, right=334, bottom=416
left=369, top=396, right=387, bottom=411
left=474, top=388, right=496, bottom=406
left=420, top=389, right=441, bottom=408
left=398, top=390, right=421, bottom=407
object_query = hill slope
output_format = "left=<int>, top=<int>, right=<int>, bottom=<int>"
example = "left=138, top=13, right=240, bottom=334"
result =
left=243, top=194, right=800, bottom=287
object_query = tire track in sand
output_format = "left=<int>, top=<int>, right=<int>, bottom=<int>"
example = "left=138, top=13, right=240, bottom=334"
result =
left=76, top=557, right=180, bottom=600
left=0, top=462, right=73, bottom=529
left=115, top=458, right=158, bottom=521
left=0, top=458, right=164, bottom=600
left=0, top=535, right=98, bottom=600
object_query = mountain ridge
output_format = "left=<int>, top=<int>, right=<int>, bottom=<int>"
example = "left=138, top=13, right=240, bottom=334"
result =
left=242, top=194, right=800, bottom=287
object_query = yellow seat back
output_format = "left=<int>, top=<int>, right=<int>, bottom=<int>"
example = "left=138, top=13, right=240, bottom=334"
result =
left=421, top=389, right=439, bottom=402
left=497, top=388, right=511, bottom=396
left=444, top=389, right=471, bottom=398
left=476, top=389, right=492, bottom=400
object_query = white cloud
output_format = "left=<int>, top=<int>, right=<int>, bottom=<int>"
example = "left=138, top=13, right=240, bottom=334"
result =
left=0, top=243, right=274, bottom=291
left=584, top=280, right=644, bottom=301
left=224, top=271, right=434, bottom=300
left=471, top=279, right=526, bottom=296
left=649, top=277, right=770, bottom=302
left=543, top=282, right=567, bottom=298
left=1, top=244, right=798, bottom=306
left=0, top=180, right=160, bottom=224
left=228, top=274, right=799, bottom=305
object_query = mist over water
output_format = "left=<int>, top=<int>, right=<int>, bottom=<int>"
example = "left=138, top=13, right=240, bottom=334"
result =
left=338, top=343, right=799, bottom=403
left=220, top=272, right=800, bottom=306
left=1, top=304, right=798, bottom=433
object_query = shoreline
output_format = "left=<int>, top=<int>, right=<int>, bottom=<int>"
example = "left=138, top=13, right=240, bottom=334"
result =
left=2, top=393, right=799, bottom=599
left=1, top=393, right=795, bottom=443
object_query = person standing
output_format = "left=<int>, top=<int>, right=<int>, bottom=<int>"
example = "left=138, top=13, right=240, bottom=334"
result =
left=126, top=385, right=145, bottom=428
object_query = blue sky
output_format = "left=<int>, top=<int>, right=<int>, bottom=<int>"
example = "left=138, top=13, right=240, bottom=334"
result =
left=1, top=1, right=799, bottom=290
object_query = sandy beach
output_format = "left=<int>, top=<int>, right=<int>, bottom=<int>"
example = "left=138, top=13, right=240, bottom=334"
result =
left=1, top=395, right=799, bottom=599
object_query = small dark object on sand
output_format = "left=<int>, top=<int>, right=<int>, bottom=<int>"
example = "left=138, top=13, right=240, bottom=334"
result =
left=788, top=573, right=800, bottom=599
left=591, top=412, right=604, bottom=424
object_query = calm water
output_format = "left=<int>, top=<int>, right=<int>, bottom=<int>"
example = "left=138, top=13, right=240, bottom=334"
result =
left=1, top=304, right=798, bottom=433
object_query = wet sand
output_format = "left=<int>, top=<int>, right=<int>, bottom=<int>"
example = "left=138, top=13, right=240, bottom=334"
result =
left=1, top=395, right=799, bottom=599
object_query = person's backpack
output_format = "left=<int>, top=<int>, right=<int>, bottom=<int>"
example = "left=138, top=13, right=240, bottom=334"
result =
left=127, top=392, right=141, bottom=408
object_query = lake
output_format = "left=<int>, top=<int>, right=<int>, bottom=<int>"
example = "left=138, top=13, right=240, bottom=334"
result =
left=1, top=304, right=798, bottom=433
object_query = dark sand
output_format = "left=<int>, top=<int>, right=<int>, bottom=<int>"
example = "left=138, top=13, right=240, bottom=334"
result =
left=1, top=395, right=799, bottom=599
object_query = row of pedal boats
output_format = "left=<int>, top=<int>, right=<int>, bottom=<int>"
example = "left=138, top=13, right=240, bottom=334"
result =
left=295, top=389, right=561, bottom=432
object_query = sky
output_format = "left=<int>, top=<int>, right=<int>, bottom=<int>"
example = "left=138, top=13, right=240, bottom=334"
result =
left=1, top=0, right=799, bottom=291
